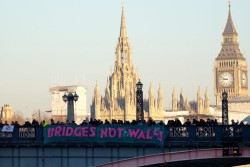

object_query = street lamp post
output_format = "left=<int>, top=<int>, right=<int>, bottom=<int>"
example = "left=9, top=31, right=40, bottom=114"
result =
left=62, top=92, right=79, bottom=122
left=136, top=80, right=144, bottom=121
left=222, top=90, right=228, bottom=125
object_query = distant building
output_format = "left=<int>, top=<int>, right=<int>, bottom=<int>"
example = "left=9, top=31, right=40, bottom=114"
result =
left=50, top=85, right=88, bottom=124
left=167, top=87, right=216, bottom=124
left=1, top=104, right=14, bottom=123
left=227, top=97, right=250, bottom=122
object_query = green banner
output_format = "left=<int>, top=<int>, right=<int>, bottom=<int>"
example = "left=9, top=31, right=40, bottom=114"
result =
left=44, top=125, right=168, bottom=146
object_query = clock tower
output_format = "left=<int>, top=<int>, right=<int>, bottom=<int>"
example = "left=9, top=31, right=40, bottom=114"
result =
left=214, top=4, right=248, bottom=105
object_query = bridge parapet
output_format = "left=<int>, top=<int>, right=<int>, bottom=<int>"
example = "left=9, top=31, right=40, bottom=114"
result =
left=0, top=125, right=248, bottom=147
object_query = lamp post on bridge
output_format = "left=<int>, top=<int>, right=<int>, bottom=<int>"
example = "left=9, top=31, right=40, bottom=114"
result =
left=222, top=90, right=228, bottom=125
left=62, top=92, right=79, bottom=122
left=136, top=80, right=144, bottom=121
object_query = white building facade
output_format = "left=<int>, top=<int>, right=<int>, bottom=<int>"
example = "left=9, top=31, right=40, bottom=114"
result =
left=50, top=85, right=88, bottom=124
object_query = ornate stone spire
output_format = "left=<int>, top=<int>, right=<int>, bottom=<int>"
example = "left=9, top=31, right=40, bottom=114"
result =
left=172, top=87, right=176, bottom=99
left=157, top=84, right=163, bottom=111
left=197, top=87, right=202, bottom=98
left=204, top=87, right=210, bottom=109
left=204, top=87, right=209, bottom=100
left=180, top=88, right=184, bottom=99
left=120, top=5, right=127, bottom=38
left=115, top=4, right=132, bottom=68
left=149, top=83, right=154, bottom=97
left=223, top=2, right=237, bottom=35
left=197, top=86, right=203, bottom=114
left=158, top=83, right=163, bottom=98
left=185, top=97, right=189, bottom=107
left=94, top=81, right=100, bottom=97
left=172, top=87, right=178, bottom=111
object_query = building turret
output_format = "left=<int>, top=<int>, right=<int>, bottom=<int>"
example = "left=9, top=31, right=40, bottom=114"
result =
left=204, top=87, right=210, bottom=114
left=157, top=84, right=163, bottom=111
left=184, top=97, right=190, bottom=111
left=93, top=81, right=101, bottom=118
left=197, top=87, right=203, bottom=114
left=148, top=83, right=155, bottom=117
left=179, top=89, right=184, bottom=110
left=172, top=87, right=178, bottom=111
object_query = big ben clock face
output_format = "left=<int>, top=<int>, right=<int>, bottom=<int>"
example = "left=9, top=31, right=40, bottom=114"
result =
left=242, top=72, right=247, bottom=87
left=219, top=72, right=233, bottom=87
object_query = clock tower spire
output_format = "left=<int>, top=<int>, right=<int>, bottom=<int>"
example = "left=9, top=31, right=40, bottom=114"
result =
left=214, top=3, right=248, bottom=105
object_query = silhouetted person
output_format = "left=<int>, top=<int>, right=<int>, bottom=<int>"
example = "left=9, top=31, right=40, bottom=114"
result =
left=50, top=119, right=55, bottom=125
left=23, top=121, right=32, bottom=127
left=183, top=119, right=191, bottom=126
left=158, top=120, right=165, bottom=126
left=32, top=119, right=39, bottom=126
left=174, top=118, right=182, bottom=126
left=104, top=119, right=110, bottom=125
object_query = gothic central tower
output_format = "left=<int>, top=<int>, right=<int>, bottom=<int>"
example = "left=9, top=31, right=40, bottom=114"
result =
left=214, top=4, right=248, bottom=105
left=91, top=6, right=164, bottom=122
left=91, top=6, right=139, bottom=121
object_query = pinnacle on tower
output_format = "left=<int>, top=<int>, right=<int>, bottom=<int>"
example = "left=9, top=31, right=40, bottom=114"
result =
left=115, top=4, right=132, bottom=68
left=120, top=5, right=127, bottom=38
left=223, top=2, right=238, bottom=35
left=197, top=87, right=202, bottom=98
left=205, top=87, right=209, bottom=100
left=172, top=87, right=176, bottom=98
left=158, top=83, right=163, bottom=98
left=172, top=87, right=178, bottom=111
left=149, top=83, right=154, bottom=97
left=94, top=81, right=100, bottom=97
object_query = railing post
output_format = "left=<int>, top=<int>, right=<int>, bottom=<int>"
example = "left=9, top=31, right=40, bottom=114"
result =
left=241, top=126, right=249, bottom=143
left=188, top=126, right=196, bottom=142
left=215, top=125, right=222, bottom=144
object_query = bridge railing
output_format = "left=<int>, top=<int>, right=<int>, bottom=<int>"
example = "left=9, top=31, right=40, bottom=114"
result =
left=0, top=125, right=249, bottom=146
left=0, top=126, right=43, bottom=143
left=165, top=125, right=246, bottom=146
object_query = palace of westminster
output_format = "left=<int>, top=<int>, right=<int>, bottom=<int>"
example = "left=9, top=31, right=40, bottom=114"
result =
left=90, top=3, right=249, bottom=123
left=1, top=3, right=249, bottom=123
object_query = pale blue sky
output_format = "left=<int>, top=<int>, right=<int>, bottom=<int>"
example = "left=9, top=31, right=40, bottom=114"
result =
left=0, top=0, right=250, bottom=118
